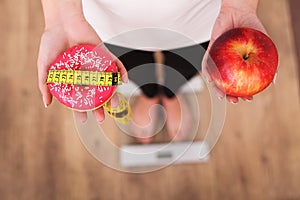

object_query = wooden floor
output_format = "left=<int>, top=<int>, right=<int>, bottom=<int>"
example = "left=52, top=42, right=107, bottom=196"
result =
left=0, top=0, right=300, bottom=199
left=289, top=0, right=300, bottom=91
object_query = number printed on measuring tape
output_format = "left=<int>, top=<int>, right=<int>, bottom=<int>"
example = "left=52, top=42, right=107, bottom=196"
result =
left=47, top=70, right=122, bottom=86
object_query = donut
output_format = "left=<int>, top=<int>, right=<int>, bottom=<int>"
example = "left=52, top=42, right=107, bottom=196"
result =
left=47, top=44, right=118, bottom=111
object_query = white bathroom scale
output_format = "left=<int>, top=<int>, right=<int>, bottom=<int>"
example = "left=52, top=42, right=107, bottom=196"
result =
left=120, top=141, right=209, bottom=167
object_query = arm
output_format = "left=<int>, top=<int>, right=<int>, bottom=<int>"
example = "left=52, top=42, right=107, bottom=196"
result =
left=202, top=0, right=265, bottom=103
left=215, top=0, right=264, bottom=36
left=38, top=0, right=127, bottom=122
left=222, top=0, right=259, bottom=12
left=41, top=0, right=84, bottom=29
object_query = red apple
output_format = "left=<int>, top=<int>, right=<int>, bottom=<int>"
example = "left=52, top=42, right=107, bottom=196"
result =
left=207, top=27, right=279, bottom=97
left=47, top=44, right=118, bottom=111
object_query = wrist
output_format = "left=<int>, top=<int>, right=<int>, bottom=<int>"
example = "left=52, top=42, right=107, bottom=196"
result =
left=221, top=0, right=259, bottom=13
left=42, top=0, right=85, bottom=30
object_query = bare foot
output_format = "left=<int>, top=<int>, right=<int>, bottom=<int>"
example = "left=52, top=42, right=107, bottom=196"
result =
left=131, top=95, right=160, bottom=144
left=162, top=95, right=192, bottom=142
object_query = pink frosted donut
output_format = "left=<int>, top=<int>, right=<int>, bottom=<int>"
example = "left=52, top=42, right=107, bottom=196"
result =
left=47, top=44, right=118, bottom=111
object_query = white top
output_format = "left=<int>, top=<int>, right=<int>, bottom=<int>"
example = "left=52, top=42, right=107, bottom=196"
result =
left=82, top=0, right=221, bottom=50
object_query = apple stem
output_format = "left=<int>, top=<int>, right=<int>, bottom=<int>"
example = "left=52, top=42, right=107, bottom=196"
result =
left=243, top=54, right=250, bottom=60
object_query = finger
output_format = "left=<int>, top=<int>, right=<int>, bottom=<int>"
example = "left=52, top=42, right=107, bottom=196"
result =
left=96, top=43, right=129, bottom=83
left=115, top=58, right=128, bottom=83
left=212, top=83, right=226, bottom=100
left=202, top=24, right=228, bottom=84
left=37, top=59, right=53, bottom=108
left=226, top=95, right=239, bottom=104
left=110, top=93, right=119, bottom=108
left=273, top=71, right=278, bottom=84
left=37, top=32, right=67, bottom=107
left=74, top=111, right=88, bottom=123
left=245, top=20, right=267, bottom=35
left=92, top=108, right=105, bottom=123
left=40, top=82, right=52, bottom=108
left=201, top=52, right=213, bottom=83
left=241, top=96, right=253, bottom=102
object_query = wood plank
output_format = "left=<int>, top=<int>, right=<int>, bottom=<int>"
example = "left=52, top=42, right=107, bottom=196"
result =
left=0, top=0, right=299, bottom=200
left=288, top=0, right=300, bottom=92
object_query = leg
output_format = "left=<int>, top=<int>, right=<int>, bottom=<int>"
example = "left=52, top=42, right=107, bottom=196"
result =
left=161, top=42, right=209, bottom=141
left=105, top=43, right=160, bottom=143
left=162, top=42, right=209, bottom=97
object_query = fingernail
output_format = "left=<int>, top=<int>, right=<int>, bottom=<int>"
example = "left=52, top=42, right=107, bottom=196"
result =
left=273, top=72, right=278, bottom=84
left=98, top=120, right=104, bottom=124
left=111, top=99, right=119, bottom=108
left=204, top=74, right=212, bottom=83
left=122, top=75, right=129, bottom=83
left=42, top=96, right=48, bottom=108
left=245, top=98, right=253, bottom=103
left=79, top=115, right=88, bottom=123
left=218, top=96, right=223, bottom=101
left=111, top=102, right=118, bottom=108
left=230, top=99, right=238, bottom=104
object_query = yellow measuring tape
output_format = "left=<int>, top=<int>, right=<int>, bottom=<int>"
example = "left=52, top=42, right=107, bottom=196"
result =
left=104, top=92, right=132, bottom=124
left=47, top=70, right=131, bottom=124
left=47, top=70, right=122, bottom=86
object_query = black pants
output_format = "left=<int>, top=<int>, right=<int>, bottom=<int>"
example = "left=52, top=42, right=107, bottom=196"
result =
left=105, top=41, right=209, bottom=98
